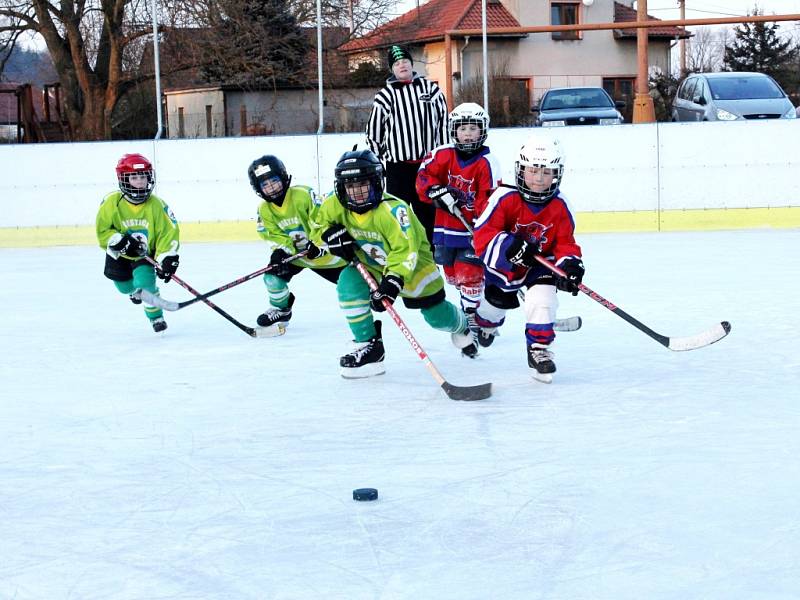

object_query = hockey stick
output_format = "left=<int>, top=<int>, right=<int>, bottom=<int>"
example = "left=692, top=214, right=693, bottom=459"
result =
left=142, top=257, right=280, bottom=338
left=534, top=255, right=731, bottom=351
left=352, top=260, right=492, bottom=401
left=136, top=250, right=309, bottom=311
left=448, top=204, right=582, bottom=332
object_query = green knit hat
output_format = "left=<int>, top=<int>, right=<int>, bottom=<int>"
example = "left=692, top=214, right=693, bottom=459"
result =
left=387, top=45, right=413, bottom=69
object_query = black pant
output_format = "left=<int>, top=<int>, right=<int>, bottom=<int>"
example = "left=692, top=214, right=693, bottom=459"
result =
left=385, top=161, right=435, bottom=250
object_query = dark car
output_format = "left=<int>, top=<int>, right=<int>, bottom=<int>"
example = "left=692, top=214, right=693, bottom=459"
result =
left=533, top=87, right=625, bottom=127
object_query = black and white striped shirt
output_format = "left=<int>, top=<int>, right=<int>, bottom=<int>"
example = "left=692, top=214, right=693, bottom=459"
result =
left=366, top=73, right=449, bottom=163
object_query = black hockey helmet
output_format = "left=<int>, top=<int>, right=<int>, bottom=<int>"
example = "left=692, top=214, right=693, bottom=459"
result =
left=334, top=148, right=384, bottom=214
left=248, top=155, right=292, bottom=205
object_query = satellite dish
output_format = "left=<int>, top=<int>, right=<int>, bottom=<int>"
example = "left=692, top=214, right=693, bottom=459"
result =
left=582, top=0, right=594, bottom=6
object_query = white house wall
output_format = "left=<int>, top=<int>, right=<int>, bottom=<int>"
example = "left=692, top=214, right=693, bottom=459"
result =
left=165, top=89, right=225, bottom=139
left=1, top=122, right=798, bottom=236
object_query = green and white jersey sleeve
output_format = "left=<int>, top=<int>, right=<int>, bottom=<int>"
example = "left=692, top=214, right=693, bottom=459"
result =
left=311, top=192, right=443, bottom=299
left=96, top=191, right=180, bottom=260
left=256, top=185, right=344, bottom=269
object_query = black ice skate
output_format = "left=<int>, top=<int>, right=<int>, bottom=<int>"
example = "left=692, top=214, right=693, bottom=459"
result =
left=129, top=294, right=142, bottom=305
left=151, top=317, right=168, bottom=333
left=477, top=326, right=497, bottom=347
left=458, top=309, right=479, bottom=358
left=257, top=293, right=295, bottom=328
left=451, top=315, right=478, bottom=358
left=528, top=343, right=556, bottom=384
left=340, top=321, right=386, bottom=378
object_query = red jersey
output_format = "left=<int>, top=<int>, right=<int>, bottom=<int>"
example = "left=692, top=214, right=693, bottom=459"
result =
left=474, top=186, right=582, bottom=289
left=416, top=144, right=502, bottom=248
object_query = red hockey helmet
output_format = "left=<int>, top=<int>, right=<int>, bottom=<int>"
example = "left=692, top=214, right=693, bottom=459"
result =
left=116, top=153, right=155, bottom=203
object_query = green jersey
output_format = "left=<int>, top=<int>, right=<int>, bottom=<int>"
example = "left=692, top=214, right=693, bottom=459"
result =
left=257, top=185, right=345, bottom=270
left=96, top=191, right=180, bottom=260
left=311, top=192, right=443, bottom=299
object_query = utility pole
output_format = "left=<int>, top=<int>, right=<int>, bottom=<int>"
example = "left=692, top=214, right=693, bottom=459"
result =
left=633, top=0, right=656, bottom=123
left=679, top=0, right=686, bottom=76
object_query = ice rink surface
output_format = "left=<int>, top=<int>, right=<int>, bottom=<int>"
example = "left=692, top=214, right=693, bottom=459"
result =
left=1, top=229, right=798, bottom=599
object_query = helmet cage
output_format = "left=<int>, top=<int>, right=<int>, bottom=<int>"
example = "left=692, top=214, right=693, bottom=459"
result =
left=448, top=103, right=489, bottom=153
left=116, top=154, right=155, bottom=204
left=515, top=160, right=563, bottom=204
left=248, top=156, right=291, bottom=204
left=334, top=152, right=384, bottom=214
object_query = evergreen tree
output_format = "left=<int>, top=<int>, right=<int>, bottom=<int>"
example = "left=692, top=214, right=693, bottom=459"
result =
left=722, top=6, right=798, bottom=91
left=202, top=0, right=308, bottom=89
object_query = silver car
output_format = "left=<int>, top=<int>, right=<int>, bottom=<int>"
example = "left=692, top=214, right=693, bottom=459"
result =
left=672, top=72, right=796, bottom=122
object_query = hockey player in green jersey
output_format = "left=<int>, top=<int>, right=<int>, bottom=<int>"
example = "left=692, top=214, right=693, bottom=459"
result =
left=309, top=148, right=474, bottom=378
left=96, top=153, right=180, bottom=333
left=248, top=155, right=346, bottom=332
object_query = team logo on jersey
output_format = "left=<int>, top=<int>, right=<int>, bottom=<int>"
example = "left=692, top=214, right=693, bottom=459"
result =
left=164, top=205, right=177, bottom=225
left=394, top=206, right=411, bottom=230
left=512, top=220, right=552, bottom=247
left=362, top=243, right=388, bottom=266
left=447, top=174, right=476, bottom=210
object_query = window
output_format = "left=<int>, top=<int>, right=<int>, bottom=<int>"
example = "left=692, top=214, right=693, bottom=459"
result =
left=679, top=78, right=697, bottom=101
left=551, top=1, right=581, bottom=40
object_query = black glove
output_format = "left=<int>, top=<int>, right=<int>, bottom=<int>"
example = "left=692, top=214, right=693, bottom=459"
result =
left=556, top=257, right=585, bottom=296
left=157, top=254, right=180, bottom=283
left=427, top=185, right=457, bottom=213
left=108, top=233, right=146, bottom=258
left=322, top=226, right=356, bottom=261
left=305, top=242, right=326, bottom=260
left=505, top=237, right=540, bottom=268
left=269, top=248, right=292, bottom=278
left=369, top=274, right=404, bottom=312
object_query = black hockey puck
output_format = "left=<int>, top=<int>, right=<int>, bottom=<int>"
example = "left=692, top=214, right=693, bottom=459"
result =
left=353, top=488, right=378, bottom=501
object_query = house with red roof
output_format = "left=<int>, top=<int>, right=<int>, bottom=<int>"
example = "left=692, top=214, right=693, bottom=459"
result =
left=340, top=0, right=689, bottom=123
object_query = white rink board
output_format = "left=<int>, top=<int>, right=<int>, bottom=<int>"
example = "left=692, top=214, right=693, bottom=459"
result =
left=0, top=121, right=798, bottom=228
left=658, top=119, right=800, bottom=210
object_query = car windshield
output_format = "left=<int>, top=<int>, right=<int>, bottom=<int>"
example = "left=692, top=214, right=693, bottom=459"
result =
left=707, top=76, right=784, bottom=100
left=542, top=89, right=613, bottom=110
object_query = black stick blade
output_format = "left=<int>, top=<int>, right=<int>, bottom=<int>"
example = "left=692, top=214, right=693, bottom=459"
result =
left=441, top=381, right=492, bottom=401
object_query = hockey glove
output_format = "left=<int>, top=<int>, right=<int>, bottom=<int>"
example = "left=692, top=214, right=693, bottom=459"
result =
left=427, top=185, right=458, bottom=213
left=369, top=274, right=404, bottom=312
left=305, top=242, right=326, bottom=260
left=555, top=257, right=585, bottom=296
left=107, top=233, right=146, bottom=259
left=322, top=226, right=357, bottom=261
left=505, top=237, right=540, bottom=268
left=156, top=253, right=180, bottom=283
left=268, top=248, right=293, bottom=278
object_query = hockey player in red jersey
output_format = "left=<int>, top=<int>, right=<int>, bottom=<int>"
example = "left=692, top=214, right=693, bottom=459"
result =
left=416, top=102, right=502, bottom=357
left=472, top=133, right=584, bottom=383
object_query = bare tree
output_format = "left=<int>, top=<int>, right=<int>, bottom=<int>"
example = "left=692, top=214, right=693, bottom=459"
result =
left=0, top=0, right=401, bottom=140
left=686, top=26, right=727, bottom=73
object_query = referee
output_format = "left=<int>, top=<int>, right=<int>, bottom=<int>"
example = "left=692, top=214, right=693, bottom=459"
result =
left=366, top=45, right=448, bottom=247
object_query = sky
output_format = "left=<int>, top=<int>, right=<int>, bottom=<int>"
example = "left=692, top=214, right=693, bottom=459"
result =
left=2, top=229, right=799, bottom=598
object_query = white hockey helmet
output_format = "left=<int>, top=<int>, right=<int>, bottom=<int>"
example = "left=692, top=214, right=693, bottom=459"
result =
left=515, top=134, right=565, bottom=204
left=448, top=102, right=489, bottom=153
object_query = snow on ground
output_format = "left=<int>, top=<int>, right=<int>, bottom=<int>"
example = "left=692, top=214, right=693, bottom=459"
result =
left=1, top=229, right=798, bottom=599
